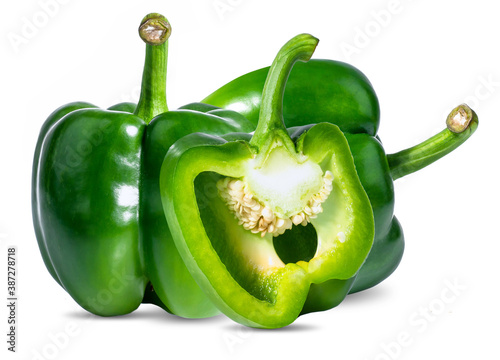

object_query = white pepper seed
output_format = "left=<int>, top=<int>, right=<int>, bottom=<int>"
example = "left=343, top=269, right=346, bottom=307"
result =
left=217, top=169, right=334, bottom=237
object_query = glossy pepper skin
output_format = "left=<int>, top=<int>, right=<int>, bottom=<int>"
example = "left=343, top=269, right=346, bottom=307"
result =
left=201, top=45, right=478, bottom=298
left=161, top=34, right=376, bottom=328
left=202, top=59, right=380, bottom=135
left=32, top=14, right=253, bottom=317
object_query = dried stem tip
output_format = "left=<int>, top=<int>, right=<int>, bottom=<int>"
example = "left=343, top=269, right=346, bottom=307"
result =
left=139, top=13, right=171, bottom=46
left=446, top=104, right=474, bottom=133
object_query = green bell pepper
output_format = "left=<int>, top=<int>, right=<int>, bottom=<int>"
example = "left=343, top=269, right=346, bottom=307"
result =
left=32, top=13, right=254, bottom=317
left=201, top=39, right=478, bottom=297
left=161, top=34, right=478, bottom=328
left=160, top=34, right=375, bottom=328
left=201, top=59, right=380, bottom=135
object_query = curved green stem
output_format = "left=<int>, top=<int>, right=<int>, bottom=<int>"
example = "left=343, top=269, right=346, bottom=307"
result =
left=133, top=13, right=171, bottom=123
left=387, top=104, right=478, bottom=180
left=249, top=34, right=319, bottom=154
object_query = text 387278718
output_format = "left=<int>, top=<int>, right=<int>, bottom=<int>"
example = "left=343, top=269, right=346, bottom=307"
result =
left=6, top=247, right=17, bottom=353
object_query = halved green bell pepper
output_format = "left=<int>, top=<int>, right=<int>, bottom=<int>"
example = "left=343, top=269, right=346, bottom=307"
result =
left=160, top=34, right=375, bottom=328
left=32, top=13, right=254, bottom=317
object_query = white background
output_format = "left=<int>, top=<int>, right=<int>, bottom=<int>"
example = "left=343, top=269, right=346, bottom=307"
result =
left=1, top=0, right=498, bottom=359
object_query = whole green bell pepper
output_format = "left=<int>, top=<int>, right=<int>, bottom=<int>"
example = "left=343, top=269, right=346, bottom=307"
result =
left=32, top=13, right=254, bottom=317
left=201, top=59, right=380, bottom=135
left=161, top=34, right=478, bottom=328
left=200, top=39, right=478, bottom=297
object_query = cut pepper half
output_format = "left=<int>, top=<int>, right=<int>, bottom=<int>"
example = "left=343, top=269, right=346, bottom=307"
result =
left=160, top=34, right=374, bottom=328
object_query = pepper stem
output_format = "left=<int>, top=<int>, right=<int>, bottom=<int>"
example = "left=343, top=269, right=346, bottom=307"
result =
left=387, top=104, right=478, bottom=180
left=249, top=34, right=319, bottom=153
left=133, top=13, right=171, bottom=123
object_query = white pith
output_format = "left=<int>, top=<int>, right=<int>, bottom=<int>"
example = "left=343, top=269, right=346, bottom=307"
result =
left=217, top=170, right=334, bottom=237
left=243, top=147, right=324, bottom=217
